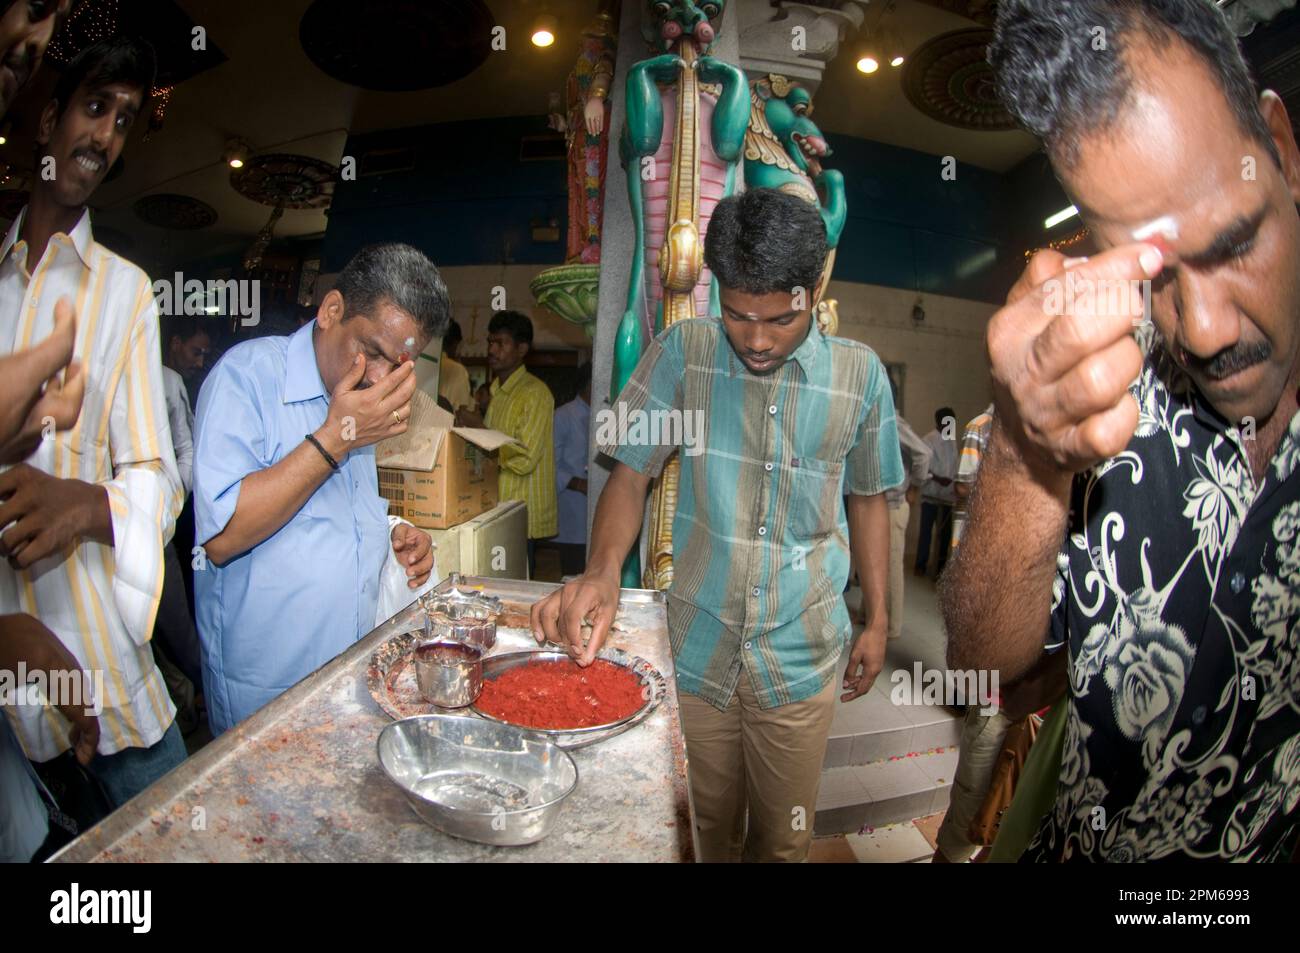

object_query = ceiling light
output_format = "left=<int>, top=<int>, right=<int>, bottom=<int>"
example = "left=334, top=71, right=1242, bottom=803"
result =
left=1044, top=205, right=1080, bottom=230
left=890, top=55, right=905, bottom=67
left=0, top=120, right=11, bottom=145
left=856, top=55, right=879, bottom=74
left=223, top=138, right=251, bottom=170
left=532, top=14, right=557, bottom=47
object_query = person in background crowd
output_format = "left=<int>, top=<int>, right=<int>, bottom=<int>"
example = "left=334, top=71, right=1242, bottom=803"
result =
left=945, top=0, right=1300, bottom=861
left=532, top=189, right=904, bottom=862
left=193, top=243, right=443, bottom=735
left=0, top=35, right=186, bottom=809
left=885, top=397, right=931, bottom=640
left=915, top=406, right=957, bottom=578
left=152, top=320, right=210, bottom=733
left=951, top=403, right=994, bottom=548
left=553, top=363, right=592, bottom=577
left=474, top=380, right=491, bottom=417
left=438, top=319, right=472, bottom=412
left=455, top=310, right=557, bottom=577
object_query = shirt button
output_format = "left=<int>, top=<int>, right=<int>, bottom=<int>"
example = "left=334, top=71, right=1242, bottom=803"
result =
left=744, top=641, right=752, bottom=651
left=758, top=526, right=767, bottom=536
left=768, top=405, right=777, bottom=415
left=764, top=462, right=773, bottom=472
left=751, top=587, right=760, bottom=597
left=1230, top=572, right=1246, bottom=594
left=1192, top=705, right=1208, bottom=725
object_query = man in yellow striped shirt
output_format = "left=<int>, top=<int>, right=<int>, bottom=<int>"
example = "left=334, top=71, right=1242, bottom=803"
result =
left=456, top=310, right=556, bottom=576
left=0, top=36, right=185, bottom=807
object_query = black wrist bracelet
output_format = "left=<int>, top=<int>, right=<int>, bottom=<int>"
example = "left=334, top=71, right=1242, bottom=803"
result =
left=305, top=433, right=340, bottom=471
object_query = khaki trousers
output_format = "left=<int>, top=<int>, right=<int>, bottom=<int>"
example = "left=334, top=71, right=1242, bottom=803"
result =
left=887, top=501, right=910, bottom=640
left=934, top=707, right=1015, bottom=862
left=679, top=674, right=837, bottom=862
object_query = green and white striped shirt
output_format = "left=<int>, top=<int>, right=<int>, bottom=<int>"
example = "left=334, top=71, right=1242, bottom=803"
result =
left=601, top=318, right=904, bottom=710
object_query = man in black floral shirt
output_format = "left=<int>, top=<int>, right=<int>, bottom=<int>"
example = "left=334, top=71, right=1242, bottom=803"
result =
left=943, top=0, right=1300, bottom=861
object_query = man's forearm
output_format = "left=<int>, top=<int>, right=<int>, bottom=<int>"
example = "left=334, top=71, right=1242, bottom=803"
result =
left=939, top=421, right=1072, bottom=681
left=585, top=463, right=651, bottom=580
left=202, top=428, right=336, bottom=564
left=847, top=493, right=889, bottom=630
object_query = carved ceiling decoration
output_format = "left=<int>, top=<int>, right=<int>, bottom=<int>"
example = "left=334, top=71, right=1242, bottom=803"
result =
left=230, top=154, right=337, bottom=210
left=133, top=193, right=218, bottom=230
left=902, top=29, right=1017, bottom=131
left=299, top=0, right=495, bottom=91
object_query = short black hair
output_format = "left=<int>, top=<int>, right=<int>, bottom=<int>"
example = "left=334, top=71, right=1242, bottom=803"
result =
left=161, top=318, right=211, bottom=352
left=575, top=362, right=592, bottom=391
left=990, top=0, right=1278, bottom=167
left=53, top=35, right=157, bottom=120
left=704, top=188, right=828, bottom=296
left=445, top=319, right=463, bottom=347
left=334, top=242, right=450, bottom=342
left=488, top=309, right=534, bottom=347
left=935, top=407, right=955, bottom=430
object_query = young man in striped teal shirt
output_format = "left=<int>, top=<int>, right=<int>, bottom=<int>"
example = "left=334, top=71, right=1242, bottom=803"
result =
left=532, top=189, right=904, bottom=861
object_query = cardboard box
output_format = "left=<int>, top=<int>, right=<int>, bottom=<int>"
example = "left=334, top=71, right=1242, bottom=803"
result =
left=427, top=499, right=528, bottom=579
left=377, top=392, right=515, bottom=529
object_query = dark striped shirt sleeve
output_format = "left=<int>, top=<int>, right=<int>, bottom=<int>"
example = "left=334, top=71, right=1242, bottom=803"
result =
left=599, top=324, right=685, bottom=478
left=844, top=353, right=905, bottom=495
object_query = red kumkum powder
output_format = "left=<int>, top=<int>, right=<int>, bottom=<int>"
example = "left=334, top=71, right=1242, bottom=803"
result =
left=477, top=659, right=644, bottom=730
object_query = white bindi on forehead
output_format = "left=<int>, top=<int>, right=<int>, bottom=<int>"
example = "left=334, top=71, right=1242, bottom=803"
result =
left=1132, top=215, right=1180, bottom=244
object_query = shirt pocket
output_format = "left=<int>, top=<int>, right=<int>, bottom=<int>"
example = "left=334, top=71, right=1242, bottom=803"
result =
left=789, top=456, right=844, bottom=539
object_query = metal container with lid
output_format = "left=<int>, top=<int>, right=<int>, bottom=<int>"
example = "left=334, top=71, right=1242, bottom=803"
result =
left=419, top=572, right=502, bottom=652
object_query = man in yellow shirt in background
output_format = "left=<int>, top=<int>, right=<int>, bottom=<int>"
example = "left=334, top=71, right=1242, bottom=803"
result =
left=437, top=319, right=472, bottom=412
left=456, top=310, right=555, bottom=577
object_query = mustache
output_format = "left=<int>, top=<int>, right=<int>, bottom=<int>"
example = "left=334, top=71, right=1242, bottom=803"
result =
left=1183, top=340, right=1272, bottom=381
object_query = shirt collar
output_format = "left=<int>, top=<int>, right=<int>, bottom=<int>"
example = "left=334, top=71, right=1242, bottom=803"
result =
left=493, top=364, right=528, bottom=394
left=284, top=320, right=327, bottom=404
left=721, top=317, right=825, bottom=380
left=0, top=206, right=96, bottom=272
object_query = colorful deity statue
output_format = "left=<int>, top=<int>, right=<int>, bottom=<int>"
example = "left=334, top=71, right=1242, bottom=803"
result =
left=564, top=3, right=619, bottom=264
left=531, top=3, right=620, bottom=338
left=745, top=73, right=847, bottom=334
left=614, top=0, right=749, bottom=589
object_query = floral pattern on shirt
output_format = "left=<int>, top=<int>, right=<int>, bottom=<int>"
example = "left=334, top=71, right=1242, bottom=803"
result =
left=1026, top=357, right=1300, bottom=862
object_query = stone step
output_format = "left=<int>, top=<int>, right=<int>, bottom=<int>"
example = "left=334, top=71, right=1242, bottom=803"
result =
left=825, top=685, right=963, bottom=768
left=814, top=747, right=959, bottom=835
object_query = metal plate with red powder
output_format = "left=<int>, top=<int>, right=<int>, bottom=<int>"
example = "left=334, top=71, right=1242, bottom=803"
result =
left=474, top=650, right=666, bottom=737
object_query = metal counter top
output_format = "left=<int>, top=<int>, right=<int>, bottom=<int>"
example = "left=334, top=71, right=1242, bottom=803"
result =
left=52, top=576, right=694, bottom=862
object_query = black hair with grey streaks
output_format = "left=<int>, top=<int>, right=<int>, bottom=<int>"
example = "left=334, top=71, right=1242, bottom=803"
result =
left=335, top=242, right=450, bottom=341
left=989, top=0, right=1278, bottom=167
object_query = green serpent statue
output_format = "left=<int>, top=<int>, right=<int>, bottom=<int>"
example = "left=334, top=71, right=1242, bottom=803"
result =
left=744, top=73, right=847, bottom=334
left=613, top=0, right=749, bottom=589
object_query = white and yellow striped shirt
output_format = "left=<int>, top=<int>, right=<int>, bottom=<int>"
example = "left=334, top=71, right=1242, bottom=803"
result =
left=0, top=209, right=182, bottom=760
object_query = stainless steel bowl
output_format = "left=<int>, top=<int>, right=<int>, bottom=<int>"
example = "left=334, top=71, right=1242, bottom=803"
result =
left=377, top=714, right=578, bottom=846
left=413, top=640, right=482, bottom=708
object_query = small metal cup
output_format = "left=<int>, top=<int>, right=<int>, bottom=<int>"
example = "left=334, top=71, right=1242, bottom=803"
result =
left=414, top=641, right=483, bottom=709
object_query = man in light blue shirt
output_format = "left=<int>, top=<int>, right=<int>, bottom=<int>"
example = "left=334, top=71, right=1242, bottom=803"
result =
left=193, top=244, right=447, bottom=734
left=552, top=364, right=591, bottom=576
